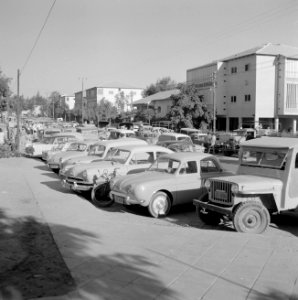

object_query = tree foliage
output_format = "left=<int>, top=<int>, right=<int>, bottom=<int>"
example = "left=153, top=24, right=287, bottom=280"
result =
left=143, top=77, right=177, bottom=97
left=167, top=83, right=212, bottom=130
left=96, top=98, right=118, bottom=122
left=0, top=70, right=12, bottom=112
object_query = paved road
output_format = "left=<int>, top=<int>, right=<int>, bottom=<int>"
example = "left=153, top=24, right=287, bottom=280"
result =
left=1, top=157, right=298, bottom=300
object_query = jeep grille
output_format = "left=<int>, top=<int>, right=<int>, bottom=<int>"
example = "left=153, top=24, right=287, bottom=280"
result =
left=210, top=180, right=233, bottom=206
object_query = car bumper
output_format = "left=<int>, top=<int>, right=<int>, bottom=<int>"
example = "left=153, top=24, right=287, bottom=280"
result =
left=193, top=199, right=233, bottom=216
left=110, top=191, right=145, bottom=206
left=61, top=178, right=93, bottom=191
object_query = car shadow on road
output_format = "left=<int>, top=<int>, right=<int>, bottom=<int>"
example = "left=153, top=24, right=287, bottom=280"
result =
left=34, top=165, right=50, bottom=171
left=0, top=208, right=177, bottom=300
left=41, top=180, right=73, bottom=194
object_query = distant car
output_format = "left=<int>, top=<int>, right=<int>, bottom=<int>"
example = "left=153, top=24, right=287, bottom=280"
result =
left=62, top=144, right=173, bottom=193
left=157, top=140, right=205, bottom=153
left=47, top=140, right=96, bottom=172
left=108, top=129, right=136, bottom=139
left=59, top=138, right=147, bottom=176
left=25, top=133, right=84, bottom=158
left=42, top=141, right=79, bottom=161
left=157, top=133, right=192, bottom=144
left=110, top=152, right=231, bottom=218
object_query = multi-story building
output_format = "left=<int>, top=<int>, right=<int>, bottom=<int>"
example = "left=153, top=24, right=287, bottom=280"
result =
left=60, top=95, right=75, bottom=110
left=187, top=43, right=298, bottom=133
left=74, top=83, right=143, bottom=122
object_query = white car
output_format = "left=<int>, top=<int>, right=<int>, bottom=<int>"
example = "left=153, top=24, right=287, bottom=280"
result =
left=62, top=144, right=173, bottom=192
left=59, top=138, right=147, bottom=176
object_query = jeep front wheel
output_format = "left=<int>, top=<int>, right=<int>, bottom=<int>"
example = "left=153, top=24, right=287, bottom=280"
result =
left=233, top=201, right=270, bottom=234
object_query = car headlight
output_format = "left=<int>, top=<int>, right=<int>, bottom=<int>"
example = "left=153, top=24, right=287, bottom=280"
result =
left=82, top=170, right=88, bottom=180
left=231, top=184, right=239, bottom=194
left=205, top=179, right=211, bottom=189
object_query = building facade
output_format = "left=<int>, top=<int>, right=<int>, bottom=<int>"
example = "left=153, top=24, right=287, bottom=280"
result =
left=60, top=95, right=75, bottom=110
left=74, top=84, right=143, bottom=123
left=187, top=43, right=298, bottom=133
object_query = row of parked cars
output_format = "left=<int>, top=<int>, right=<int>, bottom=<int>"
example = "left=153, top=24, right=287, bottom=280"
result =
left=26, top=126, right=298, bottom=234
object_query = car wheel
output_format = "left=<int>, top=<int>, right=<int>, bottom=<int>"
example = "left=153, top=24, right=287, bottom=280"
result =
left=233, top=201, right=270, bottom=234
left=91, top=182, right=114, bottom=207
left=197, top=206, right=221, bottom=225
left=148, top=192, right=171, bottom=218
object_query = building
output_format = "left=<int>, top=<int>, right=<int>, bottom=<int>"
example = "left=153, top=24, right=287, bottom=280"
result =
left=187, top=43, right=298, bottom=133
left=74, top=83, right=143, bottom=122
left=60, top=95, right=75, bottom=110
left=133, top=89, right=180, bottom=121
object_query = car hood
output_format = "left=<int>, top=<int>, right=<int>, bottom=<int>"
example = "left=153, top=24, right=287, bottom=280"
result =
left=210, top=175, right=282, bottom=193
left=112, top=171, right=173, bottom=192
left=66, top=160, right=119, bottom=177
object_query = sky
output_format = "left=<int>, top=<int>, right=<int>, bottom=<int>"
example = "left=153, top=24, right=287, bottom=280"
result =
left=1, top=0, right=298, bottom=98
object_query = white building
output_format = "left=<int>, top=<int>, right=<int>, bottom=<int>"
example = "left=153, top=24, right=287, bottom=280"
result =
left=60, top=95, right=75, bottom=110
left=74, top=83, right=143, bottom=122
left=187, top=43, right=298, bottom=133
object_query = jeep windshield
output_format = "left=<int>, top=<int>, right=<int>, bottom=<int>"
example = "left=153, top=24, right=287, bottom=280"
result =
left=240, top=148, right=288, bottom=169
left=149, top=157, right=181, bottom=173
left=88, top=144, right=106, bottom=157
left=108, top=149, right=130, bottom=164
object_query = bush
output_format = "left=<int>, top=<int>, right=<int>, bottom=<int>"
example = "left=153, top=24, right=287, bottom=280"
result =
left=0, top=141, right=21, bottom=158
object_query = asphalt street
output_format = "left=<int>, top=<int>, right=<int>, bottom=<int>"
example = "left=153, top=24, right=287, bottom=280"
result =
left=1, top=156, right=298, bottom=300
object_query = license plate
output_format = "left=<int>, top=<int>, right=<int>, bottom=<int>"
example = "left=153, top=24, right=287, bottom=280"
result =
left=49, top=164, right=59, bottom=169
left=215, top=190, right=227, bottom=200
left=114, top=195, right=125, bottom=204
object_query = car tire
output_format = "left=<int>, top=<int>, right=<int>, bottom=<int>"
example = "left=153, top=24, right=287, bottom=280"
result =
left=233, top=201, right=270, bottom=234
left=148, top=192, right=171, bottom=218
left=197, top=206, right=221, bottom=225
left=91, top=182, right=114, bottom=207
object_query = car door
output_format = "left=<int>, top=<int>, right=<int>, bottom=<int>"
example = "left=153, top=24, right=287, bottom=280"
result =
left=174, top=160, right=201, bottom=204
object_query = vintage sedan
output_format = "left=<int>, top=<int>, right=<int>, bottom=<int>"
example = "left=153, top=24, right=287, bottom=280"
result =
left=62, top=144, right=173, bottom=193
left=59, top=138, right=147, bottom=176
left=25, top=133, right=84, bottom=158
left=110, top=152, right=231, bottom=218
left=47, top=140, right=96, bottom=172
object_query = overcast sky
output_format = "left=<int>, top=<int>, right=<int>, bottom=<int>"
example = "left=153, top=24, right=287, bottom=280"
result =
left=1, top=0, right=298, bottom=98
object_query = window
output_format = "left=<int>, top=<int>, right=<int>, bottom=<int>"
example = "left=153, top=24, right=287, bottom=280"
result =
left=200, top=160, right=219, bottom=173
left=245, top=64, right=249, bottom=71
left=109, top=90, right=114, bottom=95
left=231, top=67, right=237, bottom=74
left=231, top=96, right=237, bottom=103
left=286, top=84, right=298, bottom=109
left=97, top=88, right=103, bottom=95
left=157, top=106, right=161, bottom=113
left=130, top=152, right=154, bottom=165
left=245, top=94, right=251, bottom=102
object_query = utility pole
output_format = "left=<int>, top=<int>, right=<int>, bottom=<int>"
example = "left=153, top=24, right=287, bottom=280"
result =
left=212, top=71, right=217, bottom=133
left=80, top=77, right=87, bottom=124
left=16, top=69, right=21, bottom=152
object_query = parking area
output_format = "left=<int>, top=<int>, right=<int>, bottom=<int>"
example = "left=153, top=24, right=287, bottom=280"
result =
left=1, top=156, right=298, bottom=299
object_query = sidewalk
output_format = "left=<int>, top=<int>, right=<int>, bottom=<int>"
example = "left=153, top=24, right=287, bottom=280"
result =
left=1, top=157, right=298, bottom=300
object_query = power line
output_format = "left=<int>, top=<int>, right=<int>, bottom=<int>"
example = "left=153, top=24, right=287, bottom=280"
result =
left=21, top=0, right=57, bottom=75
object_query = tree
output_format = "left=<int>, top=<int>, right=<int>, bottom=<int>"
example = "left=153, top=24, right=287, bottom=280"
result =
left=115, top=91, right=129, bottom=113
left=96, top=99, right=118, bottom=123
left=48, top=91, right=63, bottom=119
left=0, top=70, right=12, bottom=112
left=167, top=83, right=212, bottom=130
left=143, top=77, right=177, bottom=97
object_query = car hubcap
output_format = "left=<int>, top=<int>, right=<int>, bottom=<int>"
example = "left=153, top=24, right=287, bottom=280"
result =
left=153, top=196, right=168, bottom=215
left=243, top=211, right=260, bottom=229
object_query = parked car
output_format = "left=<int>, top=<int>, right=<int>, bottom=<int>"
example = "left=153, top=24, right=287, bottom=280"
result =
left=42, top=141, right=80, bottom=161
left=47, top=140, right=96, bottom=172
left=59, top=138, right=147, bottom=176
left=222, top=128, right=257, bottom=156
left=25, top=133, right=84, bottom=158
left=157, top=140, right=205, bottom=153
left=193, top=137, right=298, bottom=234
left=109, top=129, right=136, bottom=140
left=157, top=133, right=192, bottom=144
left=110, top=152, right=231, bottom=218
left=61, top=144, right=173, bottom=193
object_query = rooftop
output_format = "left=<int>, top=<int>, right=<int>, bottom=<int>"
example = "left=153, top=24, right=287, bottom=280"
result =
left=133, top=89, right=180, bottom=105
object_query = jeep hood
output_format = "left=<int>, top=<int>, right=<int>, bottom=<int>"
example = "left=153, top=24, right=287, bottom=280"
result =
left=210, top=175, right=282, bottom=193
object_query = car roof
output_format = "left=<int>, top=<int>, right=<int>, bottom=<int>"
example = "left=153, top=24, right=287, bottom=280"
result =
left=159, top=152, right=216, bottom=161
left=91, top=138, right=147, bottom=147
left=115, top=144, right=172, bottom=152
left=241, top=136, right=298, bottom=149
left=110, top=129, right=135, bottom=133
left=159, top=133, right=189, bottom=137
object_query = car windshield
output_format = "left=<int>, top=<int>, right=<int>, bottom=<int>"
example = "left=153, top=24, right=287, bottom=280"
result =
left=40, top=137, right=56, bottom=144
left=241, top=148, right=288, bottom=169
left=88, top=144, right=106, bottom=157
left=149, top=157, right=181, bottom=173
left=67, top=143, right=87, bottom=151
left=108, top=149, right=131, bottom=163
